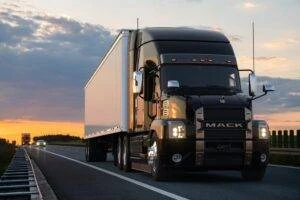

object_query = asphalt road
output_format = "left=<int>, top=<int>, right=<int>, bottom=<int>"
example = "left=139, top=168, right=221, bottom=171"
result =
left=27, top=145, right=300, bottom=200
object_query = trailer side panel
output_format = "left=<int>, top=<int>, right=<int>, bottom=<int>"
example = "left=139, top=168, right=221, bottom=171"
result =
left=85, top=31, right=129, bottom=139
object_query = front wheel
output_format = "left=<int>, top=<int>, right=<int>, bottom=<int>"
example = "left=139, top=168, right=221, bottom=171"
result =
left=152, top=156, right=167, bottom=181
left=150, top=138, right=168, bottom=181
left=122, top=135, right=131, bottom=172
left=241, top=167, right=266, bottom=181
left=117, top=135, right=123, bottom=170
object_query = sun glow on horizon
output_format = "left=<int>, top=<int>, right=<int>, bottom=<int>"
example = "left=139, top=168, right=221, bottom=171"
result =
left=1, top=111, right=300, bottom=145
left=0, top=119, right=83, bottom=145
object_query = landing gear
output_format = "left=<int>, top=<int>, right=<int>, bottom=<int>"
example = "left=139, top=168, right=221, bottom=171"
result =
left=241, top=167, right=266, bottom=181
left=85, top=139, right=107, bottom=162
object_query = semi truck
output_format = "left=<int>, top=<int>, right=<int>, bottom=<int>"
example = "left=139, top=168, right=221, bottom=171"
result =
left=84, top=27, right=274, bottom=181
left=21, top=133, right=31, bottom=145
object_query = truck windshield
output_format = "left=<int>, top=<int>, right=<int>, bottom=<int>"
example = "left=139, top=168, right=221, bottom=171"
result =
left=160, top=65, right=242, bottom=95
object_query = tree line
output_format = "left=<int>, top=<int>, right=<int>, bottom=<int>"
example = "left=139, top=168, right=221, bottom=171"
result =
left=33, top=134, right=83, bottom=143
left=0, top=138, right=15, bottom=175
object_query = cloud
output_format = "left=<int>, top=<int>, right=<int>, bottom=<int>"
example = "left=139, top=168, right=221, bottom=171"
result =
left=237, top=55, right=300, bottom=79
left=288, top=92, right=300, bottom=96
left=228, top=34, right=242, bottom=42
left=244, top=1, right=257, bottom=9
left=263, top=37, right=300, bottom=50
left=240, top=76, right=300, bottom=115
left=0, top=2, right=114, bottom=121
left=0, top=1, right=299, bottom=124
left=161, top=0, right=203, bottom=3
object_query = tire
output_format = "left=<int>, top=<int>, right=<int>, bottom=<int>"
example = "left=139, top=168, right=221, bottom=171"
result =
left=122, top=135, right=131, bottom=172
left=85, top=140, right=94, bottom=162
left=113, top=137, right=118, bottom=167
left=150, top=136, right=167, bottom=181
left=86, top=139, right=107, bottom=162
left=152, top=156, right=167, bottom=181
left=95, top=144, right=107, bottom=162
left=117, top=135, right=123, bottom=170
left=241, top=167, right=266, bottom=181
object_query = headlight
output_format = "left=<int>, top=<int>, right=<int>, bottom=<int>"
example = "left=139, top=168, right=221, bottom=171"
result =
left=168, top=121, right=186, bottom=139
left=43, top=142, right=46, bottom=145
left=37, top=142, right=40, bottom=145
left=259, top=126, right=269, bottom=139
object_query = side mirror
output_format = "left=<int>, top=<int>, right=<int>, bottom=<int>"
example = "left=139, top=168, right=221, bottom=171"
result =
left=263, top=84, right=275, bottom=93
left=167, top=80, right=180, bottom=88
left=166, top=80, right=180, bottom=95
left=249, top=73, right=257, bottom=96
left=133, top=71, right=143, bottom=94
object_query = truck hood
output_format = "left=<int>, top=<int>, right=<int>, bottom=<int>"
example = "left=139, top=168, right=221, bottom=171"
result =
left=187, top=94, right=251, bottom=111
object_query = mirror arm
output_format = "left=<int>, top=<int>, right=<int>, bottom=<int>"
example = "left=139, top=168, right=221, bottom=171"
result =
left=239, top=69, right=254, bottom=74
left=139, top=93, right=144, bottom=100
left=252, top=92, right=267, bottom=100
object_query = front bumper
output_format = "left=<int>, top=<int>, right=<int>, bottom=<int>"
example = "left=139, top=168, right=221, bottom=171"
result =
left=157, top=138, right=269, bottom=170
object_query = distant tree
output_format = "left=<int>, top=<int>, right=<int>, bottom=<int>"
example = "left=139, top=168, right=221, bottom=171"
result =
left=0, top=138, right=15, bottom=175
left=33, top=134, right=83, bottom=143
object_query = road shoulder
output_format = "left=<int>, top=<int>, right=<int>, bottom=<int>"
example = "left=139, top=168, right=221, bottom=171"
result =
left=31, top=158, right=58, bottom=200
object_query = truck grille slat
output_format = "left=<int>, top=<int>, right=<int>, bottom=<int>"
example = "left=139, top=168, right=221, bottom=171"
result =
left=204, top=108, right=245, bottom=141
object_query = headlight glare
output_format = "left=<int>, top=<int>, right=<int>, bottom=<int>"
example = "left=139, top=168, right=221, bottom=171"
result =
left=259, top=126, right=269, bottom=139
left=168, top=121, right=186, bottom=139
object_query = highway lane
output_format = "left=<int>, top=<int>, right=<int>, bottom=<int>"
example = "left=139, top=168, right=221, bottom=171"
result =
left=28, top=145, right=300, bottom=200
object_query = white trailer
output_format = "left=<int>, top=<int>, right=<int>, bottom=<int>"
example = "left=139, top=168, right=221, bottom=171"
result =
left=85, top=31, right=130, bottom=140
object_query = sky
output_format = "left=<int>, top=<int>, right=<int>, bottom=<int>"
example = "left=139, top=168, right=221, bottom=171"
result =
left=0, top=0, right=299, bottom=143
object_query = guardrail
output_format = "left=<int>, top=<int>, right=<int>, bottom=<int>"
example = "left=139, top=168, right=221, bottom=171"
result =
left=270, top=129, right=300, bottom=148
left=0, top=148, right=42, bottom=200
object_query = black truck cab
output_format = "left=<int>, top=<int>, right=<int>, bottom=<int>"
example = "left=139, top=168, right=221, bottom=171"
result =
left=131, top=27, right=273, bottom=180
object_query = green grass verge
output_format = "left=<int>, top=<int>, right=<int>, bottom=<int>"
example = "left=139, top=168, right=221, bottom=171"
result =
left=270, top=153, right=300, bottom=166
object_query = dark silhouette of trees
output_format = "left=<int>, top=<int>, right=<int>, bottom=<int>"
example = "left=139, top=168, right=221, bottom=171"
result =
left=33, top=134, right=83, bottom=143
left=0, top=138, right=15, bottom=175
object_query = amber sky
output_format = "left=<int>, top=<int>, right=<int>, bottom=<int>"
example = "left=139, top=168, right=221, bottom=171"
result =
left=0, top=0, right=299, bottom=144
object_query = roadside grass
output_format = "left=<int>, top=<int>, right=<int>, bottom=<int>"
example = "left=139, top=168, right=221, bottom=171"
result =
left=270, top=153, right=300, bottom=166
left=0, top=140, right=15, bottom=176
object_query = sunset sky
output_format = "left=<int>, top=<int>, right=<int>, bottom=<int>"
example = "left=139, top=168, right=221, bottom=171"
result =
left=0, top=0, right=299, bottom=144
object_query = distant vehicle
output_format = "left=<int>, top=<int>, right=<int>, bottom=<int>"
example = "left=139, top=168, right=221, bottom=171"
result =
left=21, top=133, right=31, bottom=145
left=84, top=27, right=274, bottom=181
left=36, top=140, right=46, bottom=147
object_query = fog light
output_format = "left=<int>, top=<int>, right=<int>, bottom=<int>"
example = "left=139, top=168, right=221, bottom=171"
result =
left=260, top=153, right=267, bottom=163
left=172, top=153, right=182, bottom=163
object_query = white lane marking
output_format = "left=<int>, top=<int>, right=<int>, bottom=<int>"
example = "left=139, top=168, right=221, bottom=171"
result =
left=269, top=164, right=300, bottom=170
left=34, top=148, right=189, bottom=200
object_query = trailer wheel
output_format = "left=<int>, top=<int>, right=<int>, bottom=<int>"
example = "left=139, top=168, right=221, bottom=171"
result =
left=117, top=135, right=123, bottom=169
left=241, top=167, right=266, bottom=181
left=85, top=140, right=94, bottom=162
left=113, top=136, right=118, bottom=166
left=122, top=135, right=131, bottom=172
left=95, top=144, right=107, bottom=162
